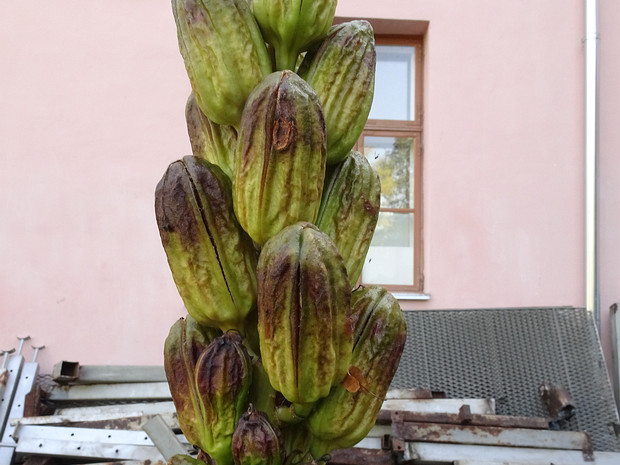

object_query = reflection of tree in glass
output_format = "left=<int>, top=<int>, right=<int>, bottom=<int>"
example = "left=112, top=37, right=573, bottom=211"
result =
left=371, top=137, right=412, bottom=209
left=367, top=137, right=413, bottom=246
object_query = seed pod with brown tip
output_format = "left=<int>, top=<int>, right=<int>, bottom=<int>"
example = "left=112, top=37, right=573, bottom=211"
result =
left=233, top=71, right=326, bottom=246
left=195, top=331, right=253, bottom=465
left=186, top=92, right=237, bottom=180
left=163, top=316, right=221, bottom=452
left=155, top=156, right=258, bottom=332
left=257, top=222, right=353, bottom=408
left=315, top=151, right=381, bottom=286
left=307, top=286, right=407, bottom=457
left=232, top=404, right=284, bottom=465
left=252, top=0, right=337, bottom=71
left=298, top=20, right=376, bottom=164
left=172, top=0, right=272, bottom=127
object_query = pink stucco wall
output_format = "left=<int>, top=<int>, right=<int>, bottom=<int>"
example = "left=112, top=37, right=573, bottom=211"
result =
left=1, top=1, right=618, bottom=378
left=1, top=1, right=190, bottom=370
left=599, top=0, right=620, bottom=377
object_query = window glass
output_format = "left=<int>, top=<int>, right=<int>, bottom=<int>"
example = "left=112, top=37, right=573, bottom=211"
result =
left=362, top=212, right=414, bottom=285
left=363, top=136, right=415, bottom=209
left=357, top=36, right=423, bottom=292
left=368, top=45, right=416, bottom=121
left=362, top=135, right=416, bottom=286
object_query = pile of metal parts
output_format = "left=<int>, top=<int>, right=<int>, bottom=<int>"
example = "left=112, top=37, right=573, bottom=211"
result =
left=1, top=337, right=48, bottom=465
left=3, top=367, right=620, bottom=465
left=3, top=361, right=179, bottom=464
left=2, top=306, right=620, bottom=464
left=331, top=389, right=620, bottom=465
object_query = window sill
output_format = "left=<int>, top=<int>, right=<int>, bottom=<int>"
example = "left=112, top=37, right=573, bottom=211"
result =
left=393, top=292, right=431, bottom=301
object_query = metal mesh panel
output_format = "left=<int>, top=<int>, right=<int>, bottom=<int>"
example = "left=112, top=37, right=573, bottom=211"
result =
left=391, top=307, right=620, bottom=452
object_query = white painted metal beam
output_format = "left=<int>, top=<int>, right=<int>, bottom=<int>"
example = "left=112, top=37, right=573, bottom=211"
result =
left=14, top=424, right=180, bottom=462
left=11, top=401, right=177, bottom=428
left=381, top=398, right=495, bottom=415
left=142, top=415, right=189, bottom=460
left=403, top=442, right=620, bottom=464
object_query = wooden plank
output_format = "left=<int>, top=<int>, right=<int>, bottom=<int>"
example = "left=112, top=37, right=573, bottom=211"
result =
left=403, top=443, right=620, bottom=464
left=46, top=382, right=171, bottom=402
left=393, top=421, right=591, bottom=451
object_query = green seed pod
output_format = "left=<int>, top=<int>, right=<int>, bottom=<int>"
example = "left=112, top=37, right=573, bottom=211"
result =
left=248, top=359, right=278, bottom=425
left=257, top=222, right=353, bottom=407
left=172, top=0, right=272, bottom=128
left=163, top=316, right=221, bottom=451
left=195, top=331, right=253, bottom=465
left=315, top=151, right=381, bottom=286
left=252, top=0, right=337, bottom=71
left=155, top=156, right=258, bottom=332
left=307, top=286, right=407, bottom=457
left=186, top=92, right=238, bottom=180
left=168, top=454, right=212, bottom=465
left=232, top=405, right=285, bottom=465
left=233, top=71, right=326, bottom=246
left=298, top=20, right=376, bottom=164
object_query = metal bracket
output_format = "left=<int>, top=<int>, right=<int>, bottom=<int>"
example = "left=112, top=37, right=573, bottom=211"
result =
left=142, top=415, right=189, bottom=460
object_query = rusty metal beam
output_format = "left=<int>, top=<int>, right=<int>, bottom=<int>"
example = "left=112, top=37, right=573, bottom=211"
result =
left=327, top=447, right=393, bottom=465
left=376, top=410, right=550, bottom=429
left=392, top=421, right=593, bottom=455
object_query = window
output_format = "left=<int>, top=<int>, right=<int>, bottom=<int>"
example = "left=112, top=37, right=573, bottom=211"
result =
left=357, top=34, right=425, bottom=293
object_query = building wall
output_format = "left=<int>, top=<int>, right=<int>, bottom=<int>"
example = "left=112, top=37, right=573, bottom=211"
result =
left=599, top=0, right=620, bottom=381
left=1, top=1, right=618, bottom=378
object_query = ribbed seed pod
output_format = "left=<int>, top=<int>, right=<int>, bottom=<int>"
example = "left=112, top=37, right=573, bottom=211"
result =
left=248, top=359, right=278, bottom=425
left=195, top=331, right=253, bottom=465
left=155, top=156, right=258, bottom=331
left=298, top=20, right=376, bottom=164
left=252, top=0, right=337, bottom=71
left=257, top=222, right=353, bottom=407
left=315, top=151, right=381, bottom=286
left=168, top=454, right=213, bottom=465
left=233, top=71, right=326, bottom=246
left=172, top=0, right=272, bottom=128
left=232, top=405, right=284, bottom=465
left=186, top=92, right=237, bottom=180
left=163, top=316, right=221, bottom=452
left=307, top=286, right=407, bottom=457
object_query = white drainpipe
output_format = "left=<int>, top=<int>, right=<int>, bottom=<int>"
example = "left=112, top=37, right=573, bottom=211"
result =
left=585, top=0, right=600, bottom=328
